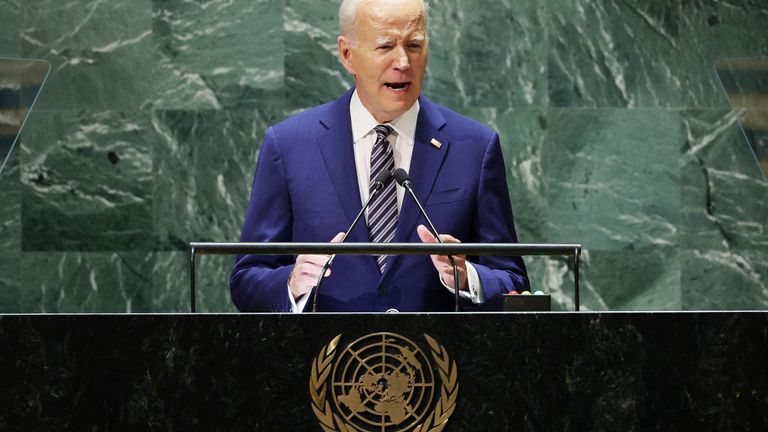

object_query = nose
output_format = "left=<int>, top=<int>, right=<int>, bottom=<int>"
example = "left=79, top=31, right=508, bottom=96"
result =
left=393, top=45, right=410, bottom=71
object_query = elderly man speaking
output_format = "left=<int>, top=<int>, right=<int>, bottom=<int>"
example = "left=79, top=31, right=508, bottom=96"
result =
left=230, top=0, right=529, bottom=312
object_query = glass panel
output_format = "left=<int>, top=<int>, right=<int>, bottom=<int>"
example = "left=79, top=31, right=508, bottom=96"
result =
left=0, top=58, right=50, bottom=179
left=715, top=57, right=768, bottom=178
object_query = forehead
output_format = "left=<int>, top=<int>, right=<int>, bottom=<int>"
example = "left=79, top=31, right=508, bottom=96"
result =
left=356, top=0, right=426, bottom=35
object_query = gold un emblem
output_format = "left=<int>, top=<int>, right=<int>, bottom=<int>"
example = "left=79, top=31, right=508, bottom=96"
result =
left=310, top=332, right=458, bottom=432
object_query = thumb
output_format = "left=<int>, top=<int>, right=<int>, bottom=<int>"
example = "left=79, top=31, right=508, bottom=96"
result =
left=417, top=224, right=437, bottom=243
left=330, top=232, right=345, bottom=243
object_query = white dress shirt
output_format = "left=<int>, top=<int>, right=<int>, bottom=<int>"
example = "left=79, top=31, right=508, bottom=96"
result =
left=290, top=90, right=483, bottom=312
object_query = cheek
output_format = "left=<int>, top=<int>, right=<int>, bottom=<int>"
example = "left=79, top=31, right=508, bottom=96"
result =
left=359, top=59, right=384, bottom=79
left=413, top=54, right=427, bottom=69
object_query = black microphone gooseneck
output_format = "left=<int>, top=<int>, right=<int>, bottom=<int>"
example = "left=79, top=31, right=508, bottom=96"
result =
left=310, top=170, right=393, bottom=312
left=393, top=168, right=461, bottom=312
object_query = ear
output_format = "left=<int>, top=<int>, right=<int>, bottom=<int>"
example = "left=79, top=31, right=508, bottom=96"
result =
left=338, top=36, right=356, bottom=75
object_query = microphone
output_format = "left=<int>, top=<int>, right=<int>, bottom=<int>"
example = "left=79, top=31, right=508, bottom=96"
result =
left=311, top=169, right=393, bottom=312
left=393, top=168, right=461, bottom=312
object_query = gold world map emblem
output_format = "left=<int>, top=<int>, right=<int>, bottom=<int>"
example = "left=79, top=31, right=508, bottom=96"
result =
left=310, top=333, right=458, bottom=432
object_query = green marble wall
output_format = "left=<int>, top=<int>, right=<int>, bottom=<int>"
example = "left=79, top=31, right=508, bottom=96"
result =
left=0, top=0, right=766, bottom=312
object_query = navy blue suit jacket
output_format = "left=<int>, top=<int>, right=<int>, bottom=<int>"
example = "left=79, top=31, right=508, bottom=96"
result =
left=230, top=89, right=528, bottom=312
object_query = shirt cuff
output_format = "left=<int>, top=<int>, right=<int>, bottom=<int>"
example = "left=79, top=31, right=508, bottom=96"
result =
left=441, top=261, right=484, bottom=304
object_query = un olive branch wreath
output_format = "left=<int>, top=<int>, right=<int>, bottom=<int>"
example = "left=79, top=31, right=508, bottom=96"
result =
left=309, top=334, right=458, bottom=432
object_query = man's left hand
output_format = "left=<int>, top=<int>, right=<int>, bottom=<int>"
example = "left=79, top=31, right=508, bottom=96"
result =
left=416, top=224, right=468, bottom=291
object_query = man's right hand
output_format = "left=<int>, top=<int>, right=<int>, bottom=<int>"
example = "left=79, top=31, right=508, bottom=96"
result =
left=288, top=232, right=345, bottom=300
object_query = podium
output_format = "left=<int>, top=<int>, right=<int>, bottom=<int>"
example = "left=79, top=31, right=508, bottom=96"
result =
left=1, top=312, right=766, bottom=430
left=190, top=242, right=582, bottom=313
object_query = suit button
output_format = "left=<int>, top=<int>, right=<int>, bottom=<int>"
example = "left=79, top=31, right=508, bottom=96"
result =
left=378, top=285, right=387, bottom=294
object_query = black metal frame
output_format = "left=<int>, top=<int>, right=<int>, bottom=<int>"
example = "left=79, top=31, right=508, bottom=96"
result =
left=189, top=242, right=582, bottom=313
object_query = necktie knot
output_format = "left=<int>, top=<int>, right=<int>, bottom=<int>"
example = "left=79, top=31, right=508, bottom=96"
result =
left=374, top=124, right=393, bottom=142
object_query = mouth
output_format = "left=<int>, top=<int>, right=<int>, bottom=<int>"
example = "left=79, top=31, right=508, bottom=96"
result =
left=384, top=82, right=411, bottom=92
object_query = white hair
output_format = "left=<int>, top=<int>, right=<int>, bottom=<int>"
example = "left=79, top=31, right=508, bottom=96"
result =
left=339, top=0, right=428, bottom=40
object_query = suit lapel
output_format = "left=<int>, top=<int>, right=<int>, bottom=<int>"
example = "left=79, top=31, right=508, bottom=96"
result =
left=384, top=97, right=449, bottom=277
left=316, top=89, right=371, bottom=243
left=316, top=92, right=450, bottom=279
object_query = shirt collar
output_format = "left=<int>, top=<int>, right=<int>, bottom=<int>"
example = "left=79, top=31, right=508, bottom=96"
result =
left=350, top=89, right=419, bottom=146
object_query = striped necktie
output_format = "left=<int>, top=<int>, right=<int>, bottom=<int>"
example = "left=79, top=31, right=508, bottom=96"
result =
left=368, top=124, right=397, bottom=272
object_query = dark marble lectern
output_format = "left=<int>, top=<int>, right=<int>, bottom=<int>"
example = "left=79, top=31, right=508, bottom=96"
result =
left=1, top=312, right=766, bottom=431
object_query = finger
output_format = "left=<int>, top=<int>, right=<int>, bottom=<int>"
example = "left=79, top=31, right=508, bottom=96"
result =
left=417, top=224, right=437, bottom=243
left=289, top=270, right=317, bottom=298
left=290, top=283, right=312, bottom=299
left=296, top=254, right=332, bottom=267
left=432, top=253, right=466, bottom=266
left=295, top=263, right=326, bottom=279
left=330, top=232, right=345, bottom=243
left=303, top=265, right=331, bottom=278
left=417, top=225, right=452, bottom=269
left=437, top=265, right=466, bottom=280
left=431, top=257, right=466, bottom=284
left=438, top=233, right=460, bottom=243
left=298, top=258, right=335, bottom=275
left=434, top=256, right=467, bottom=276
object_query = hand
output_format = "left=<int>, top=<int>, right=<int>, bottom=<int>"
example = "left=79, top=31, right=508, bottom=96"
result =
left=416, top=224, right=468, bottom=291
left=288, top=232, right=345, bottom=300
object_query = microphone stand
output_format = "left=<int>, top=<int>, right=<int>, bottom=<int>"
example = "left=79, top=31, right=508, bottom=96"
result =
left=310, top=171, right=392, bottom=312
left=395, top=169, right=461, bottom=312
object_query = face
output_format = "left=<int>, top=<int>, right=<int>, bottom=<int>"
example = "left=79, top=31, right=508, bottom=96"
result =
left=338, top=0, right=428, bottom=123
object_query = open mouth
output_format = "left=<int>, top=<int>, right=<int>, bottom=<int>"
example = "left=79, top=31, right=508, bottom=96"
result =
left=384, top=82, right=411, bottom=91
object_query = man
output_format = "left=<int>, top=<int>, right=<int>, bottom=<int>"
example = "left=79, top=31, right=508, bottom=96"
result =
left=230, top=0, right=528, bottom=312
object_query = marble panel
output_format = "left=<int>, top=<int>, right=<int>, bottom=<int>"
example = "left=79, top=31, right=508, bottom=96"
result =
left=522, top=256, right=579, bottom=312
left=284, top=0, right=351, bottom=113
left=153, top=251, right=237, bottom=313
left=0, top=250, right=20, bottom=312
left=0, top=152, right=20, bottom=251
left=20, top=0, right=155, bottom=110
left=681, top=109, right=768, bottom=251
left=150, top=0, right=285, bottom=110
left=516, top=248, right=681, bottom=312
left=736, top=109, right=768, bottom=179
left=682, top=247, right=768, bottom=310
left=0, top=115, right=21, bottom=313
left=18, top=252, right=154, bottom=313
left=678, top=0, right=768, bottom=108
left=0, top=154, right=20, bottom=312
left=680, top=109, right=768, bottom=309
left=579, top=247, right=681, bottom=311
left=548, top=0, right=682, bottom=108
left=0, top=0, right=21, bottom=57
left=425, top=0, right=547, bottom=111
left=472, top=107, right=549, bottom=243
left=2, top=0, right=765, bottom=314
left=20, top=110, right=154, bottom=251
left=151, top=109, right=266, bottom=251
left=544, top=108, right=681, bottom=250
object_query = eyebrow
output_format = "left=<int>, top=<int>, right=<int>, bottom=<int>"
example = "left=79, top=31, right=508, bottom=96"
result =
left=374, top=33, right=426, bottom=46
left=375, top=37, right=395, bottom=46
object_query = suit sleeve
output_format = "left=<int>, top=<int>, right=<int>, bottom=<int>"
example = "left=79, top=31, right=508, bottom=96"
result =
left=468, top=132, right=530, bottom=310
left=229, top=128, right=295, bottom=312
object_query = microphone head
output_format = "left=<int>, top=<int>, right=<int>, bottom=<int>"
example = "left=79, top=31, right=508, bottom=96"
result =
left=393, top=168, right=410, bottom=186
left=373, top=169, right=393, bottom=191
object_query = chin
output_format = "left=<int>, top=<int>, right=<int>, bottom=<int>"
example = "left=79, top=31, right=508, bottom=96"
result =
left=384, top=94, right=417, bottom=109
left=382, top=103, right=414, bottom=120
